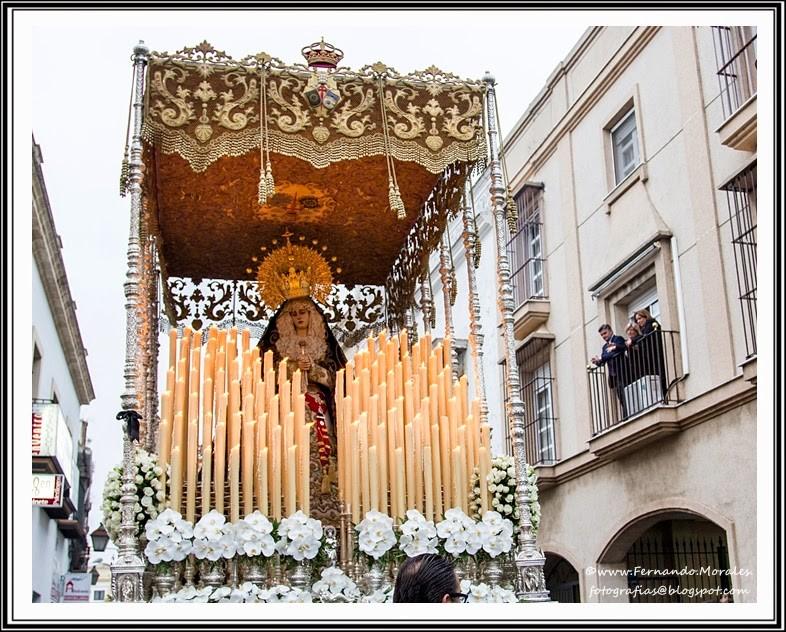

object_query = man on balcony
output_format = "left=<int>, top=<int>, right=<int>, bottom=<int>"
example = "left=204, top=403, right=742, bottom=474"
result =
left=591, top=324, right=629, bottom=420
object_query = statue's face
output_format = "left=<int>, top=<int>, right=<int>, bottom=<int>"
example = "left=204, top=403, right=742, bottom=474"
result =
left=288, top=301, right=311, bottom=331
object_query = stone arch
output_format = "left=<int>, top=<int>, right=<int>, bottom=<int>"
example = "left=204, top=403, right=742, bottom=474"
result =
left=595, top=496, right=737, bottom=566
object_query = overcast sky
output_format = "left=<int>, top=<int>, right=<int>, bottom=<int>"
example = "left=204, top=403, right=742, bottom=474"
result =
left=23, top=10, right=588, bottom=548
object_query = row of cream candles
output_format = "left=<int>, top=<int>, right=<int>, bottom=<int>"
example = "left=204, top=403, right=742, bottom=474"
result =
left=157, top=326, right=310, bottom=524
left=336, top=329, right=493, bottom=524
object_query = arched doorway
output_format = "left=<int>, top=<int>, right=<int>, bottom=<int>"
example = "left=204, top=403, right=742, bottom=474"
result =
left=604, top=515, right=732, bottom=603
left=544, top=553, right=580, bottom=602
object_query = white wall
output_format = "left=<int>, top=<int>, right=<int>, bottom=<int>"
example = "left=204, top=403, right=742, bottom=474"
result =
left=32, top=262, right=85, bottom=602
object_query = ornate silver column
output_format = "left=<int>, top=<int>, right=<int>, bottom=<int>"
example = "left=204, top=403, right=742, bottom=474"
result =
left=483, top=72, right=548, bottom=602
left=420, top=268, right=434, bottom=335
left=111, top=40, right=150, bottom=603
left=404, top=308, right=418, bottom=347
left=438, top=235, right=458, bottom=380
left=461, top=193, right=489, bottom=425
left=144, top=239, right=160, bottom=452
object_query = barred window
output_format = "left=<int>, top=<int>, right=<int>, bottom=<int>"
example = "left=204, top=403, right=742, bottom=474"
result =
left=720, top=162, right=757, bottom=357
left=507, top=184, right=547, bottom=307
left=711, top=26, right=757, bottom=119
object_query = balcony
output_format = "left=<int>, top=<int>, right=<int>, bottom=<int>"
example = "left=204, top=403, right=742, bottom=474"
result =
left=511, top=257, right=550, bottom=340
left=587, top=329, right=684, bottom=437
left=712, top=26, right=757, bottom=151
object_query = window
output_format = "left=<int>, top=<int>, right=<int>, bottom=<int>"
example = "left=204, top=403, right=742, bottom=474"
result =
left=721, top=161, right=757, bottom=357
left=628, top=286, right=660, bottom=323
left=516, top=337, right=558, bottom=465
left=712, top=26, right=757, bottom=119
left=93, top=590, right=105, bottom=602
left=507, top=184, right=547, bottom=307
left=611, top=110, right=640, bottom=184
left=32, top=343, right=42, bottom=399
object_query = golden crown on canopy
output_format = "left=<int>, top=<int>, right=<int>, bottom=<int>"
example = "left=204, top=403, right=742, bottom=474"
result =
left=253, top=230, right=336, bottom=310
left=301, top=37, right=344, bottom=70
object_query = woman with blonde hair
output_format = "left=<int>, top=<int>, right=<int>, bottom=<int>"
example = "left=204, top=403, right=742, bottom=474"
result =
left=630, top=308, right=667, bottom=400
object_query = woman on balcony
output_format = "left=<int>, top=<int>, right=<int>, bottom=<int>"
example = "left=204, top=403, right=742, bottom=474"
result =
left=631, top=309, right=668, bottom=402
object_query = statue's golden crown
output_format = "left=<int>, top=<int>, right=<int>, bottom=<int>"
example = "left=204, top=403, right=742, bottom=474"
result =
left=255, top=233, right=334, bottom=310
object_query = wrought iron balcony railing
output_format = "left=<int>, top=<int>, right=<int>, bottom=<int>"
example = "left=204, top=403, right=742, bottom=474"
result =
left=587, top=329, right=683, bottom=436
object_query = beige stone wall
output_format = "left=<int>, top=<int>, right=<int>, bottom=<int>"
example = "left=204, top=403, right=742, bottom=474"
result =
left=481, top=25, right=759, bottom=602
left=537, top=398, right=756, bottom=602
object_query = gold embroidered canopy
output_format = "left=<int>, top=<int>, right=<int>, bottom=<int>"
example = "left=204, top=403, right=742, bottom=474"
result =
left=141, top=41, right=487, bottom=325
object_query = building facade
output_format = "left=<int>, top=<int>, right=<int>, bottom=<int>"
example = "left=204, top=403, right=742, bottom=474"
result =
left=421, top=25, right=757, bottom=603
left=32, top=138, right=96, bottom=602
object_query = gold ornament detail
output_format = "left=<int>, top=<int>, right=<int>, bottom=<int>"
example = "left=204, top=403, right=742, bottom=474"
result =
left=255, top=232, right=334, bottom=310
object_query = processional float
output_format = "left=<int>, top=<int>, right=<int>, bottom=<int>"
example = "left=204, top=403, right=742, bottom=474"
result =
left=110, top=39, right=548, bottom=602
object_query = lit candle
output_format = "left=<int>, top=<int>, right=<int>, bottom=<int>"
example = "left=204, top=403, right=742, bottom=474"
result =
left=387, top=408, right=398, bottom=516
left=413, top=413, right=423, bottom=513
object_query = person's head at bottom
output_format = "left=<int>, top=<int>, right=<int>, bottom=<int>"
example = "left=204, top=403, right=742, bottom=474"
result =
left=393, top=553, right=466, bottom=603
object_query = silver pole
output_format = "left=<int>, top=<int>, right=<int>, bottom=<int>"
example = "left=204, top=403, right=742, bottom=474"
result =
left=483, top=72, right=548, bottom=602
left=111, top=40, right=150, bottom=603
left=438, top=236, right=458, bottom=380
left=461, top=193, right=489, bottom=425
left=420, top=270, right=433, bottom=336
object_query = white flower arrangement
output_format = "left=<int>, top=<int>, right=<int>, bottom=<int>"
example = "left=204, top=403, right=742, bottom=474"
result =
left=355, top=510, right=397, bottom=560
left=435, top=507, right=475, bottom=557
left=192, top=510, right=237, bottom=561
left=101, top=447, right=165, bottom=543
left=235, top=511, right=276, bottom=558
left=460, top=579, right=518, bottom=603
left=151, top=583, right=312, bottom=603
left=359, top=587, right=394, bottom=603
left=311, top=566, right=361, bottom=602
left=477, top=511, right=514, bottom=559
left=275, top=510, right=324, bottom=561
left=468, top=456, right=541, bottom=537
left=398, top=509, right=439, bottom=558
left=143, top=508, right=193, bottom=565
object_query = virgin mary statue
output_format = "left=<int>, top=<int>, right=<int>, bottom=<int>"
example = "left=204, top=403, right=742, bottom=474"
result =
left=257, top=296, right=346, bottom=526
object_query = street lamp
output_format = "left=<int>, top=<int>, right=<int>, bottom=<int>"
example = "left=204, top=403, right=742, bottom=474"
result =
left=90, top=566, right=100, bottom=586
left=90, top=524, right=109, bottom=552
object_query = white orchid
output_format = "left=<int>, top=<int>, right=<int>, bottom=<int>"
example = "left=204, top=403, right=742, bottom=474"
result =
left=276, top=511, right=324, bottom=562
left=359, top=587, right=394, bottom=603
left=311, top=567, right=361, bottom=601
left=399, top=509, right=439, bottom=557
left=355, top=511, right=397, bottom=560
